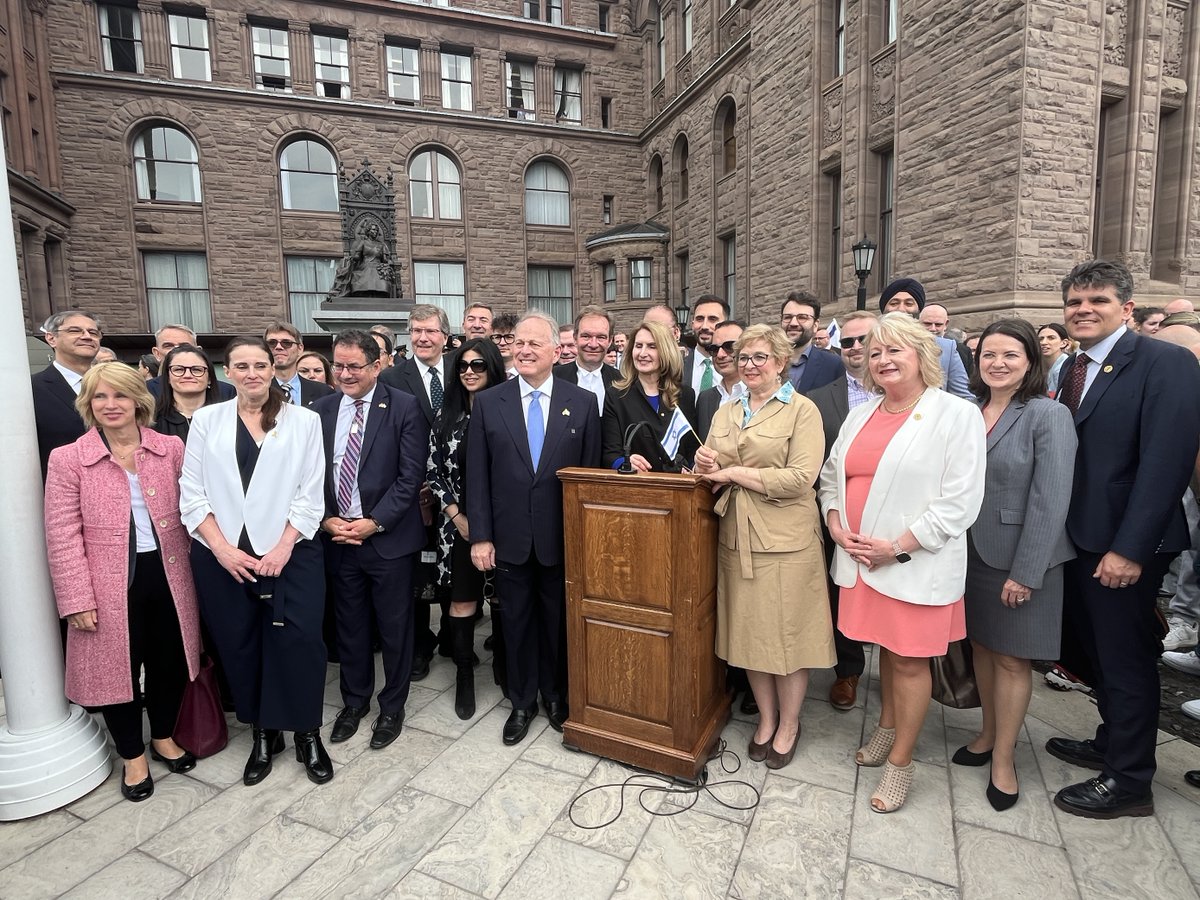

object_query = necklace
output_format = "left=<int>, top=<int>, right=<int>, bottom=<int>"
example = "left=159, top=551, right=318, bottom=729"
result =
left=882, top=395, right=921, bottom=414
left=110, top=444, right=140, bottom=460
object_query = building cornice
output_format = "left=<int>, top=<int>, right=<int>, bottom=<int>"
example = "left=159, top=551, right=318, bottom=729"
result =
left=6, top=168, right=76, bottom=218
left=639, top=30, right=751, bottom=142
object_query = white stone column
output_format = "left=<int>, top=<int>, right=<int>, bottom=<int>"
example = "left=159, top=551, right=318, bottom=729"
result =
left=0, top=125, right=110, bottom=820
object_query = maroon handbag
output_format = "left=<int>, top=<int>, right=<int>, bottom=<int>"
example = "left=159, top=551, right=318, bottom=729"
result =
left=174, top=655, right=229, bottom=758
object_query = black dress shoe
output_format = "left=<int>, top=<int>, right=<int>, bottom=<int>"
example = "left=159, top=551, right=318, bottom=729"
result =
left=294, top=729, right=334, bottom=784
left=1186, top=770, right=1200, bottom=788
left=740, top=693, right=759, bottom=715
left=987, top=777, right=1019, bottom=811
left=411, top=653, right=431, bottom=682
left=544, top=700, right=569, bottom=732
left=952, top=745, right=993, bottom=767
left=369, top=711, right=404, bottom=750
left=484, top=633, right=496, bottom=651
left=503, top=706, right=537, bottom=745
left=1044, top=736, right=1105, bottom=771
left=1054, top=776, right=1153, bottom=819
left=330, top=705, right=369, bottom=743
left=243, top=727, right=285, bottom=786
left=121, top=767, right=154, bottom=802
left=151, top=747, right=197, bottom=774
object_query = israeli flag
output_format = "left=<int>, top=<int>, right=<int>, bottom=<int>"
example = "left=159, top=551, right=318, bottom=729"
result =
left=826, top=318, right=840, bottom=348
left=660, top=406, right=695, bottom=460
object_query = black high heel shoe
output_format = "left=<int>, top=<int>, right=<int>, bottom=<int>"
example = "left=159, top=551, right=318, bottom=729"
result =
left=987, top=776, right=1019, bottom=811
left=952, top=745, right=993, bottom=767
left=243, top=727, right=284, bottom=786
left=294, top=729, right=334, bottom=784
left=151, top=747, right=197, bottom=774
left=121, top=766, right=154, bottom=802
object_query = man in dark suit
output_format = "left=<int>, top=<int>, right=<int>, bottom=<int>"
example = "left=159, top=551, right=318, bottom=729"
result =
left=265, top=321, right=335, bottom=407
left=315, top=330, right=429, bottom=750
left=1046, top=259, right=1200, bottom=819
left=467, top=311, right=602, bottom=745
left=803, top=311, right=878, bottom=712
left=695, top=319, right=745, bottom=442
left=554, top=305, right=618, bottom=415
left=32, top=310, right=101, bottom=478
left=680, top=295, right=729, bottom=394
left=781, top=291, right=845, bottom=393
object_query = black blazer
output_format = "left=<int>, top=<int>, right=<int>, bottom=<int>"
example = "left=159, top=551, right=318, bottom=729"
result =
left=465, top=377, right=601, bottom=567
left=314, top=384, right=430, bottom=560
left=601, top=381, right=700, bottom=471
left=380, top=356, right=438, bottom=425
left=147, top=377, right=235, bottom=401
left=1061, top=331, right=1200, bottom=561
left=298, top=375, right=334, bottom=407
left=803, top=375, right=851, bottom=461
left=32, top=365, right=86, bottom=479
left=554, top=361, right=620, bottom=389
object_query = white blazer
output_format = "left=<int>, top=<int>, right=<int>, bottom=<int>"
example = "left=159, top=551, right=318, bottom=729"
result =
left=180, top=400, right=325, bottom=554
left=817, top=388, right=986, bottom=606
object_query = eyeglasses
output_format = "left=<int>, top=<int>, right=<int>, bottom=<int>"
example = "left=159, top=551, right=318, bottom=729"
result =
left=266, top=338, right=297, bottom=349
left=57, top=326, right=102, bottom=338
left=781, top=313, right=815, bottom=324
left=456, top=359, right=488, bottom=374
left=703, top=340, right=737, bottom=357
left=331, top=362, right=371, bottom=373
left=168, top=365, right=209, bottom=377
left=411, top=327, right=444, bottom=338
left=738, top=353, right=772, bottom=368
left=491, top=333, right=515, bottom=345
left=839, top=335, right=867, bottom=349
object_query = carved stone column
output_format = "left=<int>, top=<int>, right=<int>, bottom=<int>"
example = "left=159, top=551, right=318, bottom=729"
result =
left=536, top=57, right=556, bottom=121
left=420, top=41, right=441, bottom=107
left=290, top=21, right=313, bottom=91
left=138, top=0, right=169, bottom=77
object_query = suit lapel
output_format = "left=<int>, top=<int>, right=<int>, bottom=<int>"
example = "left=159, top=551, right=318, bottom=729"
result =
left=404, top=360, right=434, bottom=423
left=986, top=399, right=1025, bottom=451
left=45, top=366, right=79, bottom=412
left=358, top=390, right=389, bottom=465
left=832, top=380, right=849, bottom=423
left=499, top=380, right=535, bottom=475
left=537, top=388, right=574, bottom=478
left=318, top=399, right=339, bottom=496
left=1075, top=332, right=1135, bottom=425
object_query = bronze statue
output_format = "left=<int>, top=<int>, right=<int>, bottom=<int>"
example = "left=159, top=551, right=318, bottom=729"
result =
left=330, top=222, right=394, bottom=298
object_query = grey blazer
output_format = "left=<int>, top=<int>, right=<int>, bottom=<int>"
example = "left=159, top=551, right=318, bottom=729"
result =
left=969, top=396, right=1077, bottom=588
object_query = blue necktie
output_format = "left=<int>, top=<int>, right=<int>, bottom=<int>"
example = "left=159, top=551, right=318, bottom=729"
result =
left=527, top=390, right=544, bottom=471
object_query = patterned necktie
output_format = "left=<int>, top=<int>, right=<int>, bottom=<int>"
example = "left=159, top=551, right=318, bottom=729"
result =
left=279, top=381, right=293, bottom=404
left=336, top=400, right=364, bottom=516
left=1059, top=353, right=1091, bottom=415
left=700, top=357, right=714, bottom=392
left=527, top=390, right=545, bottom=471
left=429, top=366, right=443, bottom=412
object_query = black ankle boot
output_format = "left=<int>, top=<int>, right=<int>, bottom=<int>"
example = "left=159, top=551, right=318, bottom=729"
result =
left=450, top=616, right=477, bottom=720
left=294, top=729, right=334, bottom=784
left=243, top=727, right=284, bottom=786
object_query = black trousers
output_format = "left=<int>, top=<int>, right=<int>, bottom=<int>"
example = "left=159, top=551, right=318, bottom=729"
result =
left=191, top=538, right=326, bottom=733
left=494, top=552, right=566, bottom=710
left=1064, top=551, right=1171, bottom=792
left=329, top=541, right=415, bottom=714
left=98, top=550, right=189, bottom=760
left=824, top=527, right=865, bottom=679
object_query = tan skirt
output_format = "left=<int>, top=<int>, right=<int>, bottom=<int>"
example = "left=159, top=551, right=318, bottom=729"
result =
left=716, top=545, right=836, bottom=676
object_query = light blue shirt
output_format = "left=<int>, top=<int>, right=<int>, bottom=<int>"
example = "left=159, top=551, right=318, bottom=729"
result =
left=277, top=372, right=302, bottom=405
left=739, top=381, right=794, bottom=427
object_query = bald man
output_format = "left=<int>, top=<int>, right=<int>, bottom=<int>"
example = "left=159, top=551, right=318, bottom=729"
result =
left=1164, top=298, right=1197, bottom=316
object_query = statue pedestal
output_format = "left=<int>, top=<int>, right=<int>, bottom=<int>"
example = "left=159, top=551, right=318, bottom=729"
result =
left=312, top=295, right=413, bottom=335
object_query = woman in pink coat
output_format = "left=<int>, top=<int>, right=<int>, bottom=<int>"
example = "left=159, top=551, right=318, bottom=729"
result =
left=45, top=362, right=202, bottom=802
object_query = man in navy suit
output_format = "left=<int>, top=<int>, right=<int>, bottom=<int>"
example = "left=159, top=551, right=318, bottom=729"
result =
left=1045, top=259, right=1200, bottom=818
left=315, top=330, right=429, bottom=750
left=467, top=311, right=601, bottom=745
left=31, top=310, right=101, bottom=478
left=781, top=291, right=845, bottom=393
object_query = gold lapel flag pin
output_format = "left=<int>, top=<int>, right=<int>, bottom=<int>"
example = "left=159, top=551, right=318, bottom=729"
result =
left=1103, top=365, right=1113, bottom=373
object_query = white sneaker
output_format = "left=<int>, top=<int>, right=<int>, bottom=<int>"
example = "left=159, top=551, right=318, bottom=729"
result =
left=1183, top=699, right=1200, bottom=721
left=1163, top=618, right=1199, bottom=652
left=1162, top=651, right=1200, bottom=677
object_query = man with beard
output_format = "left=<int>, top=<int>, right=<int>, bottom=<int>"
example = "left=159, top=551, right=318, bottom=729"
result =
left=781, top=291, right=844, bottom=392
left=877, top=279, right=973, bottom=398
left=681, top=295, right=729, bottom=394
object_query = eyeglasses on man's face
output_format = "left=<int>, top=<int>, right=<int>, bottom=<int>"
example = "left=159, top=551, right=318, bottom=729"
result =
left=490, top=333, right=515, bottom=345
left=168, top=365, right=208, bottom=377
left=332, top=362, right=371, bottom=374
left=58, top=326, right=102, bottom=338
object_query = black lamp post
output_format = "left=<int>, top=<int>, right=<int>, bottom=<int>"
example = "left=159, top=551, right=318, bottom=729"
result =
left=852, top=234, right=878, bottom=311
left=673, top=300, right=690, bottom=333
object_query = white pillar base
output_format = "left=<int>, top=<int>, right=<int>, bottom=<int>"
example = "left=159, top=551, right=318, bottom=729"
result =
left=0, top=705, right=111, bottom=821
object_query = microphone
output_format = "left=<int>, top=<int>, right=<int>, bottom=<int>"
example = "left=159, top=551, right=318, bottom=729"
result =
left=618, top=421, right=650, bottom=474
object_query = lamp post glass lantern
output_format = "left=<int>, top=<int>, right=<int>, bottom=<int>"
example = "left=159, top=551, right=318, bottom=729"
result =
left=852, top=234, right=877, bottom=311
left=674, top=301, right=690, bottom=331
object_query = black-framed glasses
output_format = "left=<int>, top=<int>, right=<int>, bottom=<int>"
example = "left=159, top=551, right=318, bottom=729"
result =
left=737, top=353, right=771, bottom=368
left=168, top=365, right=209, bottom=377
left=839, top=335, right=867, bottom=349
left=490, top=333, right=515, bottom=345
left=456, top=359, right=488, bottom=374
left=331, top=362, right=370, bottom=373
left=266, top=338, right=297, bottom=349
left=703, top=340, right=737, bottom=356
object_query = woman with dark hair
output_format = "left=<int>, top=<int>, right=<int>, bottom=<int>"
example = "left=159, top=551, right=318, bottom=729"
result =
left=180, top=336, right=332, bottom=787
left=427, top=337, right=506, bottom=719
left=1036, top=323, right=1071, bottom=397
left=154, top=344, right=223, bottom=443
left=957, top=319, right=1076, bottom=810
left=298, top=351, right=335, bottom=388
left=601, top=320, right=699, bottom=472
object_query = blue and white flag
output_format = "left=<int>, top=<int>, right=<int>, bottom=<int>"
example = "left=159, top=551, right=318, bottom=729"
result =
left=826, top=318, right=840, bottom=348
left=660, top=406, right=695, bottom=460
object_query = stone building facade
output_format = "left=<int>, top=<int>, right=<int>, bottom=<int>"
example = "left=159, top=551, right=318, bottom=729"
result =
left=12, top=0, right=1200, bottom=341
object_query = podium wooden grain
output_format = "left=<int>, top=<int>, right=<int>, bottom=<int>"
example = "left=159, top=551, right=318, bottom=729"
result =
left=558, top=468, right=730, bottom=781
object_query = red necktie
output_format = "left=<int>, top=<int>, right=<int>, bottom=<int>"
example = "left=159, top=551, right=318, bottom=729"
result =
left=1059, top=353, right=1091, bottom=414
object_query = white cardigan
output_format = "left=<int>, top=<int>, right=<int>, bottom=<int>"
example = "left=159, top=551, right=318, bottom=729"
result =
left=817, top=388, right=986, bottom=606
left=180, top=400, right=325, bottom=554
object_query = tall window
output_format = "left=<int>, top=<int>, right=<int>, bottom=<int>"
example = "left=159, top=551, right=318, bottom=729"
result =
left=654, top=2, right=666, bottom=82
left=719, top=101, right=737, bottom=175
left=280, top=139, right=338, bottom=211
left=877, top=149, right=894, bottom=288
left=650, top=155, right=664, bottom=210
left=386, top=44, right=420, bottom=104
left=599, top=4, right=611, bottom=31
left=682, top=0, right=693, bottom=53
left=554, top=67, right=582, bottom=124
left=884, top=0, right=898, bottom=44
left=601, top=96, right=613, bottom=128
left=833, top=0, right=846, bottom=77
left=145, top=252, right=211, bottom=332
left=506, top=60, right=535, bottom=120
left=1093, top=107, right=1110, bottom=257
left=441, top=52, right=473, bottom=111
left=722, top=233, right=736, bottom=306
left=285, top=257, right=337, bottom=331
left=674, top=135, right=689, bottom=203
left=677, top=252, right=689, bottom=306
left=168, top=13, right=211, bottom=81
left=100, top=5, right=143, bottom=73
left=602, top=262, right=616, bottom=301
left=528, top=266, right=573, bottom=325
left=409, top=149, right=462, bottom=220
left=525, top=160, right=571, bottom=226
left=630, top=258, right=652, bottom=300
left=829, top=170, right=842, bottom=300
left=414, top=261, right=466, bottom=324
left=313, top=33, right=349, bottom=99
left=133, top=125, right=201, bottom=202
left=524, top=0, right=563, bottom=24
left=251, top=24, right=290, bottom=92
left=602, top=194, right=613, bottom=225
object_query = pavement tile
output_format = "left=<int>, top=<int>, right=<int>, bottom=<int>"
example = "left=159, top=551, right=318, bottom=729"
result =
left=956, top=822, right=1076, bottom=900
left=497, top=834, right=626, bottom=900
left=547, top=759, right=668, bottom=860
left=617, top=808, right=745, bottom=899
left=842, top=860, right=959, bottom=899
left=58, top=850, right=187, bottom=900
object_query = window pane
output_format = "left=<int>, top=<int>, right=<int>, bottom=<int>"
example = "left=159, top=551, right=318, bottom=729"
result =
left=387, top=45, right=420, bottom=102
left=134, top=126, right=201, bottom=202
left=554, top=68, right=582, bottom=124
left=101, top=6, right=143, bottom=73
left=413, top=261, right=466, bottom=325
left=145, top=252, right=211, bottom=332
left=527, top=266, right=572, bottom=325
left=286, top=256, right=337, bottom=331
left=281, top=140, right=339, bottom=211
left=506, top=61, right=536, bottom=120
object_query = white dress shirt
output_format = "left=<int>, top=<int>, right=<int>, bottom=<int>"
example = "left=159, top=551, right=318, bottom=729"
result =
left=1078, top=325, right=1127, bottom=401
left=519, top=375, right=553, bottom=428
left=332, top=386, right=375, bottom=518
left=574, top=363, right=606, bottom=414
left=54, top=361, right=83, bottom=395
left=689, top=349, right=714, bottom=392
left=715, top=379, right=747, bottom=406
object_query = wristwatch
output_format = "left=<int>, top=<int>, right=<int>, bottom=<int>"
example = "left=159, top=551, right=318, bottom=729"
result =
left=891, top=540, right=911, bottom=564
left=370, top=518, right=385, bottom=534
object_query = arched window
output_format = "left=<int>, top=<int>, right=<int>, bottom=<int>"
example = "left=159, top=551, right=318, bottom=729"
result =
left=650, top=154, right=664, bottom=211
left=279, top=138, right=338, bottom=211
left=410, top=149, right=462, bottom=220
left=525, top=159, right=571, bottom=226
left=718, top=100, right=737, bottom=176
left=133, top=124, right=200, bottom=202
left=673, top=134, right=689, bottom=204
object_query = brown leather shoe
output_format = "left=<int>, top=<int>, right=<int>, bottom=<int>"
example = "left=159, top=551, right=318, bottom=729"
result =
left=830, top=675, right=859, bottom=711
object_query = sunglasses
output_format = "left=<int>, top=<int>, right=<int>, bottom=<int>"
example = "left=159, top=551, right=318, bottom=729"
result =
left=456, top=359, right=488, bottom=374
left=703, top=340, right=737, bottom=356
left=266, top=338, right=297, bottom=349
left=839, top=335, right=867, bottom=349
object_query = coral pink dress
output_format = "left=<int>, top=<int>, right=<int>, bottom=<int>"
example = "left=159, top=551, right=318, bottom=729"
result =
left=836, top=408, right=966, bottom=657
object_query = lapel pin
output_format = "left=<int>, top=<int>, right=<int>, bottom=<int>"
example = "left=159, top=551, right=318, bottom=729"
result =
left=1103, top=365, right=1113, bottom=373
left=378, top=402, right=387, bottom=408
left=562, top=408, right=570, bottom=416
left=913, top=413, right=923, bottom=421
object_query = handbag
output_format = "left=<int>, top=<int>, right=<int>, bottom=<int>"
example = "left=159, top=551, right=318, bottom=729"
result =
left=929, top=639, right=981, bottom=709
left=174, top=654, right=229, bottom=758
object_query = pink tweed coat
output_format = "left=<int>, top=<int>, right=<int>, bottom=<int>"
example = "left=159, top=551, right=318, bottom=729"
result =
left=45, top=427, right=201, bottom=707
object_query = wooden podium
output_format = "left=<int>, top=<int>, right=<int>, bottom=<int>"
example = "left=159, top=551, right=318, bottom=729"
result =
left=557, top=468, right=730, bottom=781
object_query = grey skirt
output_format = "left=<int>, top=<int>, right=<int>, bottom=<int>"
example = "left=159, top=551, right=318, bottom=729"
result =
left=964, top=540, right=1063, bottom=660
